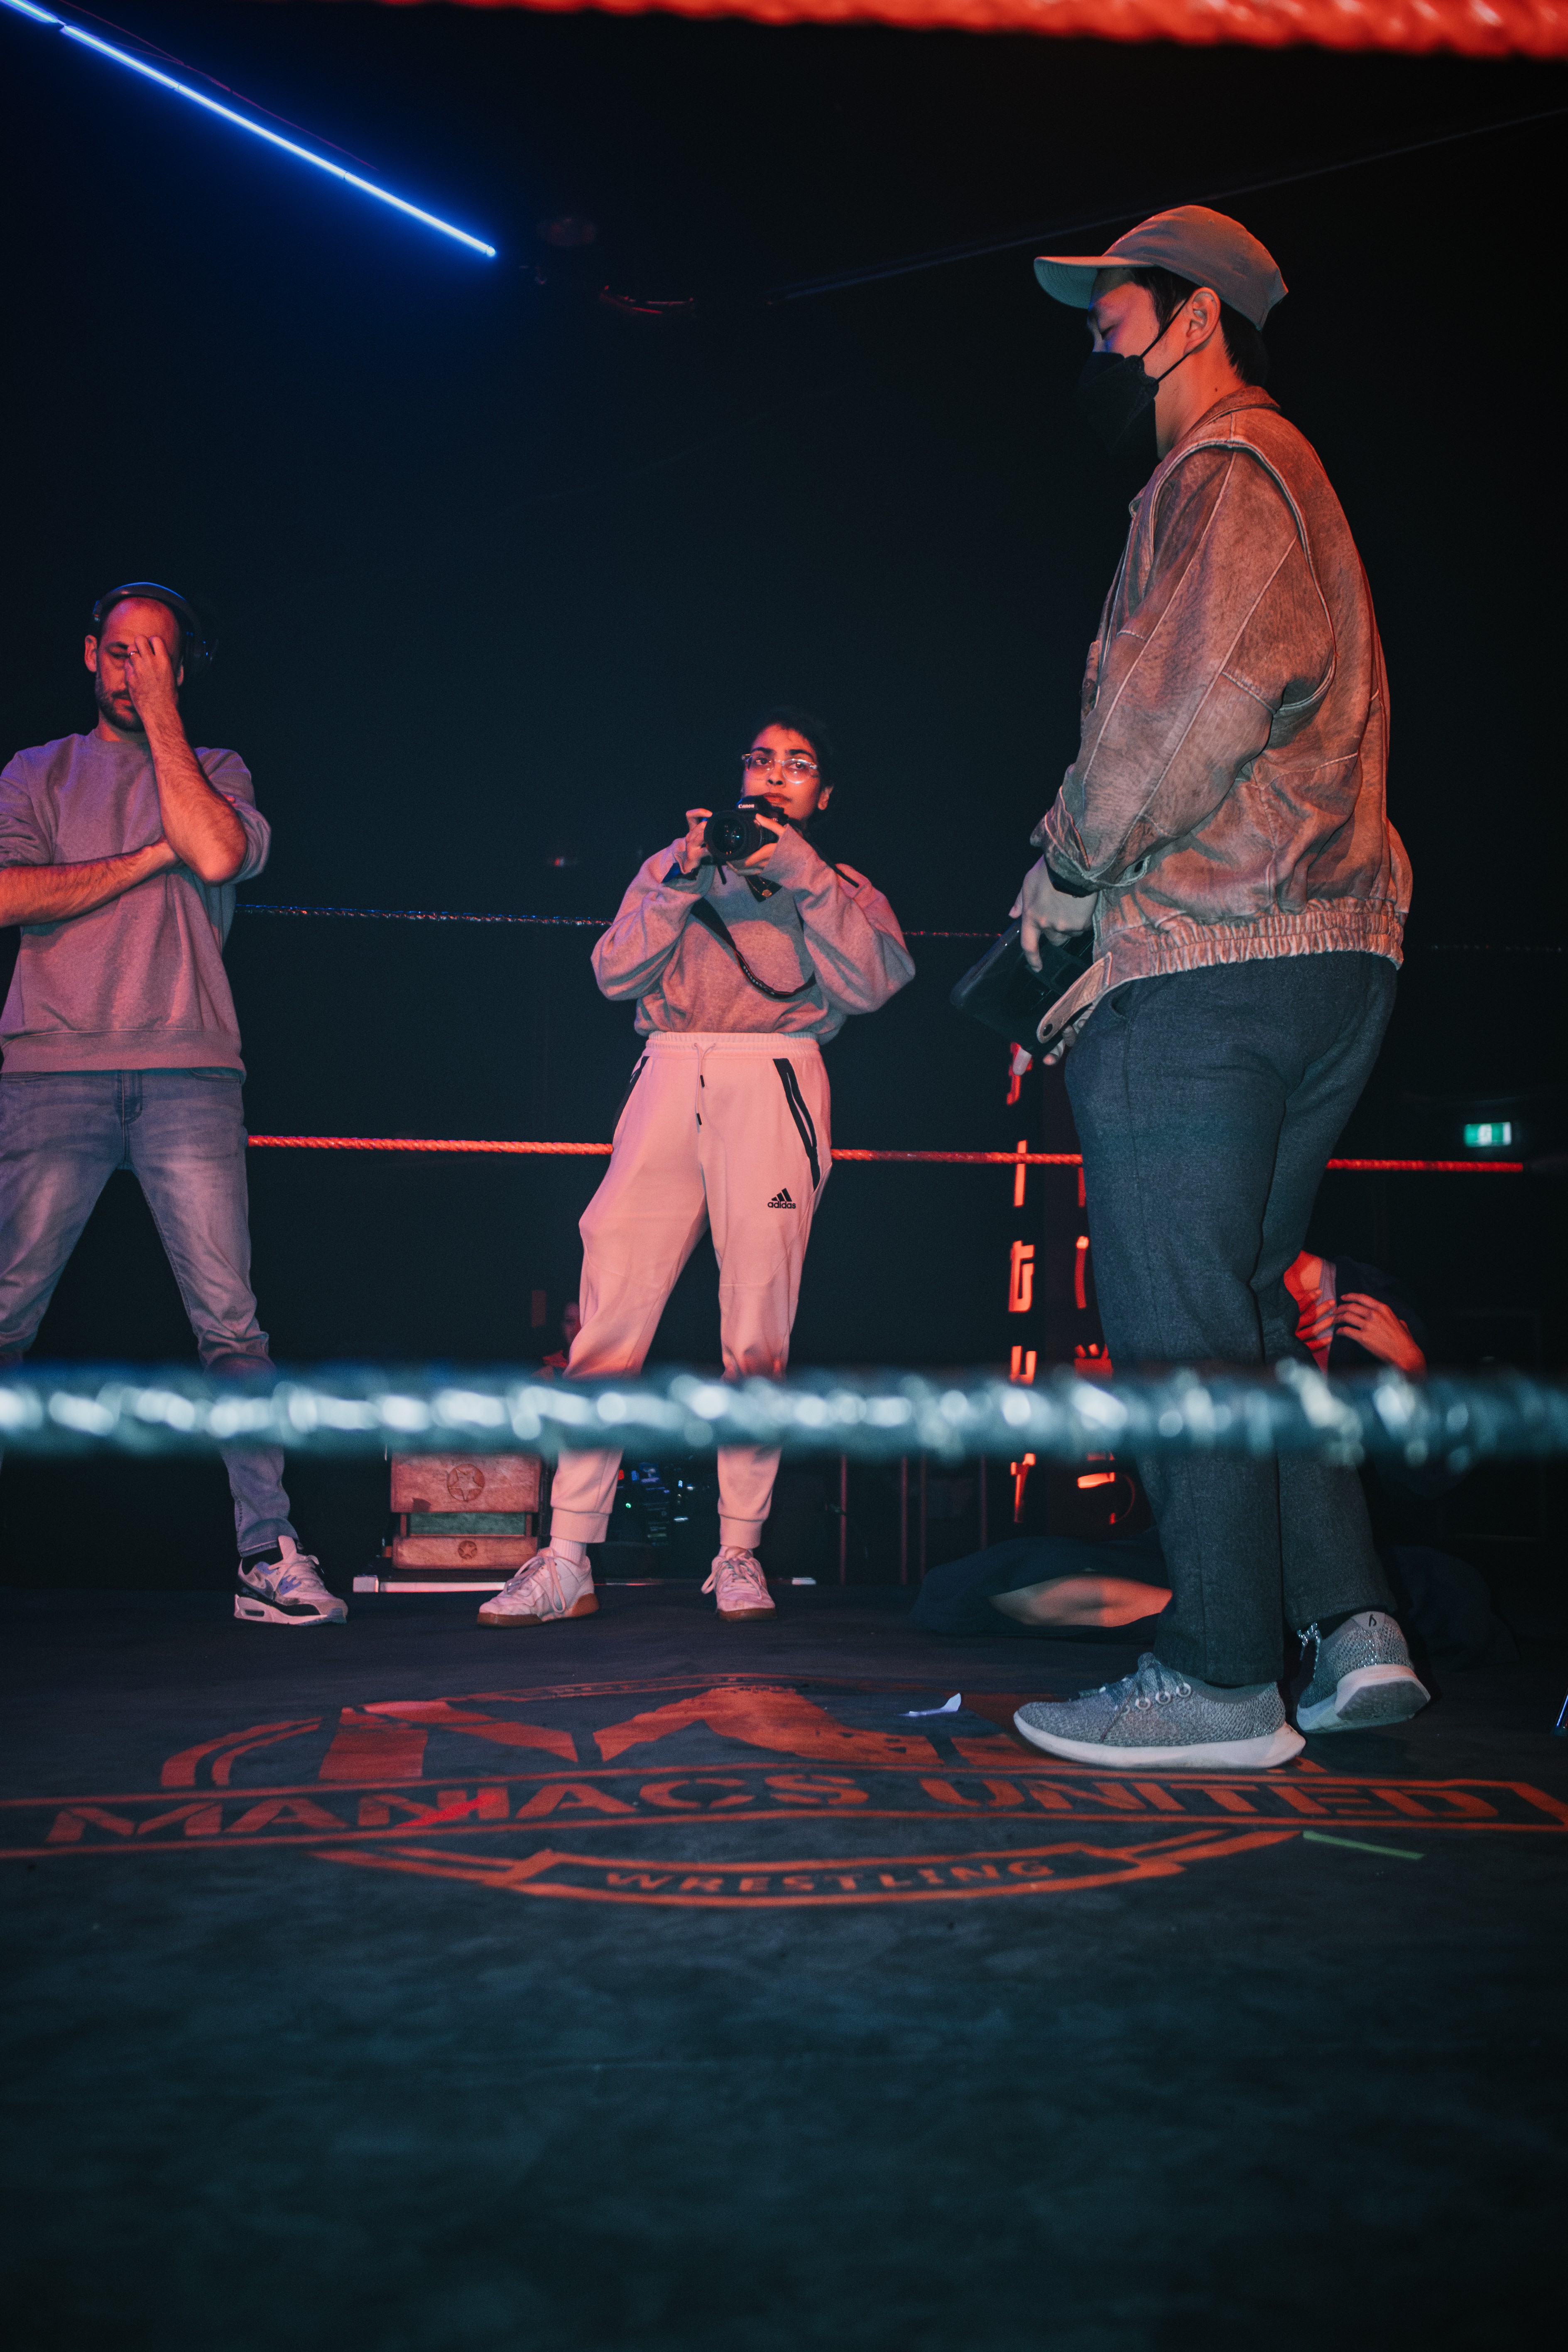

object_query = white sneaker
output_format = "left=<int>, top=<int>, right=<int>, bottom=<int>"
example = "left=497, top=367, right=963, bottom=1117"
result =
left=234, top=1536, right=345, bottom=1627
left=477, top=1549, right=598, bottom=1628
left=702, top=1548, right=775, bottom=1623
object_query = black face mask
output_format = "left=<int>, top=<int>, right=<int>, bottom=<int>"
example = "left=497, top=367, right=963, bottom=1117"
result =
left=1076, top=316, right=1193, bottom=453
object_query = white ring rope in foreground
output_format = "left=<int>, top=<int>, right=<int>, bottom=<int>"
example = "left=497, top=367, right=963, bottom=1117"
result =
left=0, top=1364, right=1562, bottom=1470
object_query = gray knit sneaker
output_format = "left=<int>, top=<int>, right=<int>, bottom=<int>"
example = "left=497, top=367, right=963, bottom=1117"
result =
left=1014, top=1653, right=1304, bottom=1771
left=1295, top=1611, right=1430, bottom=1734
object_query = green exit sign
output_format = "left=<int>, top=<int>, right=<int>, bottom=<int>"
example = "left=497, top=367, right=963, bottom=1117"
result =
left=1464, top=1121, right=1512, bottom=1147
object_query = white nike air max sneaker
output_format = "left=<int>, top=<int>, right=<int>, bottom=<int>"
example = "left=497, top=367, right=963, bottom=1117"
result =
left=234, top=1536, right=346, bottom=1626
left=477, top=1549, right=598, bottom=1628
left=702, top=1548, right=776, bottom=1622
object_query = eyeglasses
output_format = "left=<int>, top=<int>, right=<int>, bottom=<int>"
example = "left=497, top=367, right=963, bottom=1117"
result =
left=742, top=749, right=818, bottom=779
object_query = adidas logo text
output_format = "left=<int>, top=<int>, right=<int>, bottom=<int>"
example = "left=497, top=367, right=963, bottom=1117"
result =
left=767, top=1188, right=796, bottom=1210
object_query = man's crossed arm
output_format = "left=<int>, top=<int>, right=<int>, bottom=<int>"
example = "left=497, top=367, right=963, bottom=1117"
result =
left=0, top=840, right=184, bottom=929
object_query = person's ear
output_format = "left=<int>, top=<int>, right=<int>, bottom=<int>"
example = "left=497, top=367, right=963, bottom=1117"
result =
left=84, top=634, right=100, bottom=675
left=816, top=782, right=833, bottom=812
left=1187, top=286, right=1222, bottom=349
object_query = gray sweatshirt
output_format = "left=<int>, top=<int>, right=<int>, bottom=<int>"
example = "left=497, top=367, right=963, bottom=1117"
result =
left=593, top=824, right=914, bottom=1040
left=0, top=732, right=271, bottom=1073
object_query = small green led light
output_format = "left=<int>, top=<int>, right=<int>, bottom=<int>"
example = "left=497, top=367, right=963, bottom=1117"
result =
left=1463, top=1121, right=1512, bottom=1148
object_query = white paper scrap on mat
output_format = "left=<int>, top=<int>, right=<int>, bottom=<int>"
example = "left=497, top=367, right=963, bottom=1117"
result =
left=903, top=1693, right=962, bottom=1717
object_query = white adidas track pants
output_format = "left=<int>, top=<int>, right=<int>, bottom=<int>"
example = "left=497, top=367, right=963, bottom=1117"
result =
left=548, top=1031, right=831, bottom=1550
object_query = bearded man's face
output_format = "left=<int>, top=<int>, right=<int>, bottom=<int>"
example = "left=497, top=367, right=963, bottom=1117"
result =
left=86, top=598, right=184, bottom=736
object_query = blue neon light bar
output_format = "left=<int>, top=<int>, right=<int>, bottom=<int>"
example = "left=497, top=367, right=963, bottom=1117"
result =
left=1, top=1, right=497, bottom=258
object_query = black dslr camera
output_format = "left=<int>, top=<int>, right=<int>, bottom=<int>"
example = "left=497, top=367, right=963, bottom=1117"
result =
left=702, top=798, right=788, bottom=865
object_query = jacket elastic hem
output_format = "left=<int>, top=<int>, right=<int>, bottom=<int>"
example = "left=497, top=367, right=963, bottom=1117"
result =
left=1096, top=900, right=1404, bottom=987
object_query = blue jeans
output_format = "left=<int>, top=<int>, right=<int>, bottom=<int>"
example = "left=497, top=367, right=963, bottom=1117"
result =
left=0, top=1069, right=294, bottom=1553
left=1066, top=952, right=1398, bottom=1687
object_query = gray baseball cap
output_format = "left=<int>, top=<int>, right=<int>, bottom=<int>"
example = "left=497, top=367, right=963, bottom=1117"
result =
left=1034, top=205, right=1286, bottom=331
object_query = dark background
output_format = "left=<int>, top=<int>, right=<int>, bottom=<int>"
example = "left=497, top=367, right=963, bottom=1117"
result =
left=0, top=1, right=1561, bottom=1585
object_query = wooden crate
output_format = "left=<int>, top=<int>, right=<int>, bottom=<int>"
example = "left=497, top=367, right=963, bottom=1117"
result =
left=391, top=1533, right=540, bottom=1571
left=384, top=1453, right=546, bottom=1581
left=390, top=1454, right=542, bottom=1514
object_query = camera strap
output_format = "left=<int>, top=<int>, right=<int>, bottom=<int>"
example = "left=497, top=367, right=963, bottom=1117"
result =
left=685, top=897, right=816, bottom=1002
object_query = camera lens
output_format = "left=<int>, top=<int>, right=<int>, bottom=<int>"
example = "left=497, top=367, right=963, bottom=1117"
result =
left=703, top=808, right=755, bottom=861
left=701, top=798, right=787, bottom=864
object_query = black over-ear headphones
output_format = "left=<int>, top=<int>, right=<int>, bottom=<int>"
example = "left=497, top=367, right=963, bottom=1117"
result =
left=89, top=582, right=215, bottom=682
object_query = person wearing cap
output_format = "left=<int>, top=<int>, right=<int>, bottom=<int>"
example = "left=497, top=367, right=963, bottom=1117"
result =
left=1005, top=207, right=1426, bottom=1771
left=0, top=586, right=342, bottom=1627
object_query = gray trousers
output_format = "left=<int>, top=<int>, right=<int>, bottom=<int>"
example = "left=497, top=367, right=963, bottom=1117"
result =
left=1065, top=950, right=1397, bottom=1686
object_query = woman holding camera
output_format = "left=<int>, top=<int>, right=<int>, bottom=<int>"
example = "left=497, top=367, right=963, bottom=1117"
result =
left=480, top=707, right=913, bottom=1629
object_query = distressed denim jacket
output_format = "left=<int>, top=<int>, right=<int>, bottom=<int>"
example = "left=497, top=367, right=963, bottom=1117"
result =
left=1033, top=388, right=1411, bottom=1049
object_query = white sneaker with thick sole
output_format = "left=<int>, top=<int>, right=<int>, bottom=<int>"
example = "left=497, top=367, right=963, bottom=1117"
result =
left=478, top=1549, right=598, bottom=1628
left=234, top=1537, right=345, bottom=1626
left=1296, top=1611, right=1430, bottom=1733
left=702, top=1548, right=775, bottom=1622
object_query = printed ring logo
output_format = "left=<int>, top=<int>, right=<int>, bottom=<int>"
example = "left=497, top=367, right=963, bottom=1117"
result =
left=7, top=1676, right=1564, bottom=1905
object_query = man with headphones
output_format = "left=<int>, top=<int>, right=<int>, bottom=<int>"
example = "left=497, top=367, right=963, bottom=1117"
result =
left=0, top=583, right=342, bottom=1625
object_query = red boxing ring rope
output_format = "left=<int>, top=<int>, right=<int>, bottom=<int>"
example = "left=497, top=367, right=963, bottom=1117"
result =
left=348, top=1, right=1568, bottom=67
left=245, top=1137, right=1525, bottom=1172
